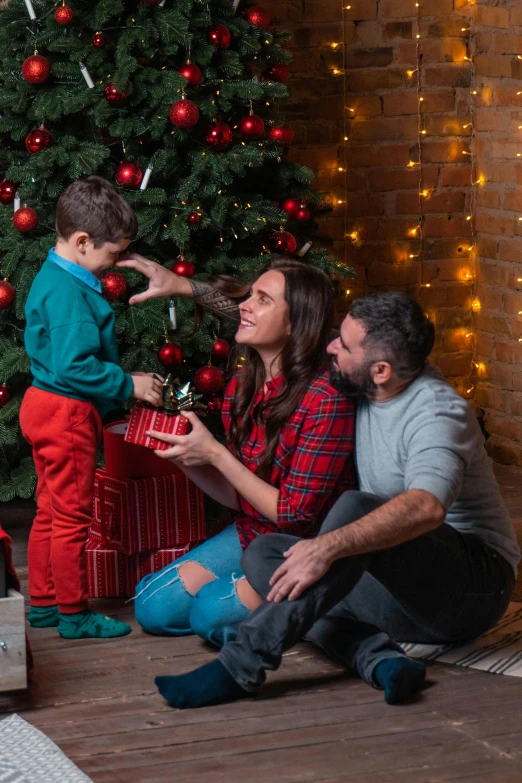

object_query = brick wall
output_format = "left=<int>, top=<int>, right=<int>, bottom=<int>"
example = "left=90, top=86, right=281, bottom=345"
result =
left=472, top=2, right=522, bottom=465
left=265, top=0, right=522, bottom=465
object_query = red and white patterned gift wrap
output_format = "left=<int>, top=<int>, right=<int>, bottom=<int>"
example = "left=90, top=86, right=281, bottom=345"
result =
left=124, top=404, right=190, bottom=451
left=86, top=541, right=198, bottom=599
left=90, top=468, right=206, bottom=555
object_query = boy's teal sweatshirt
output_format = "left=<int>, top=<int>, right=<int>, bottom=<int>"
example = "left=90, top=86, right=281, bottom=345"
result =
left=24, top=248, right=133, bottom=418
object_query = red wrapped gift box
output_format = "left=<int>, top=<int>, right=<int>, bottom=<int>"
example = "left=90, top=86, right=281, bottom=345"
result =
left=104, top=420, right=178, bottom=479
left=86, top=541, right=199, bottom=598
left=91, top=468, right=206, bottom=555
left=124, top=404, right=190, bottom=451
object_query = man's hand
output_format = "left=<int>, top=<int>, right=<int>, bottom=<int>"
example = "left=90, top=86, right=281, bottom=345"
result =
left=267, top=537, right=335, bottom=603
left=117, top=253, right=192, bottom=305
left=147, top=411, right=224, bottom=466
left=131, top=373, right=163, bottom=407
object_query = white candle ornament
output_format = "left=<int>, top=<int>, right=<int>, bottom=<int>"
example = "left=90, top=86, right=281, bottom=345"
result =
left=159, top=0, right=167, bottom=5
left=297, top=241, right=312, bottom=257
left=140, top=162, right=153, bottom=190
left=14, top=193, right=21, bottom=212
left=80, top=63, right=94, bottom=89
left=24, top=0, right=36, bottom=20
left=169, top=300, right=177, bottom=330
left=232, top=0, right=241, bottom=11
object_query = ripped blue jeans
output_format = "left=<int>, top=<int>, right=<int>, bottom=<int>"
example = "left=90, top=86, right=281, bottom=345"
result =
left=134, top=523, right=250, bottom=645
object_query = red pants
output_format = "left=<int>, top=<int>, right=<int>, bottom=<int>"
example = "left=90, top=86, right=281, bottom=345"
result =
left=20, top=387, right=102, bottom=613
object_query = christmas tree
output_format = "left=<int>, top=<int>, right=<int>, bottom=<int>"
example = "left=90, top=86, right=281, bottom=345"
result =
left=0, top=0, right=354, bottom=501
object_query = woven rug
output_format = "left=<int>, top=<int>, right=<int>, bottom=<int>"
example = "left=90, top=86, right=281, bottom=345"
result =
left=0, top=714, right=93, bottom=783
left=401, top=602, right=522, bottom=675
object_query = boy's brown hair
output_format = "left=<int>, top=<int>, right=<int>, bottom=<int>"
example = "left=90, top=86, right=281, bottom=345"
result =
left=55, top=176, right=138, bottom=247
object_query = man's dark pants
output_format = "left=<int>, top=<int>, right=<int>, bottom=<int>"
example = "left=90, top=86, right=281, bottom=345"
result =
left=219, top=491, right=515, bottom=691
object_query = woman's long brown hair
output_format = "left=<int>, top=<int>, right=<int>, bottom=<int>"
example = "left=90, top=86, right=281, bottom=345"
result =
left=215, top=258, right=334, bottom=481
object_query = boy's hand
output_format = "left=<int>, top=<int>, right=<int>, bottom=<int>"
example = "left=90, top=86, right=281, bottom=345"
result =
left=131, top=373, right=163, bottom=406
left=117, top=253, right=193, bottom=304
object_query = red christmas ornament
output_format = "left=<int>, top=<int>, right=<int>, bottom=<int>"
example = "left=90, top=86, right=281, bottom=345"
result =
left=267, top=124, right=294, bottom=145
left=0, top=180, right=17, bottom=206
left=194, top=365, right=224, bottom=396
left=268, top=63, right=290, bottom=82
left=104, top=83, right=127, bottom=107
left=207, top=397, right=223, bottom=414
left=206, top=121, right=232, bottom=150
left=25, top=126, right=54, bottom=154
left=22, top=53, right=51, bottom=84
left=171, top=258, right=196, bottom=278
left=158, top=342, right=183, bottom=368
left=270, top=230, right=297, bottom=255
left=208, top=24, right=231, bottom=49
left=296, top=206, right=311, bottom=222
left=102, top=271, right=128, bottom=301
left=282, top=198, right=301, bottom=218
left=115, top=161, right=143, bottom=189
left=169, top=98, right=199, bottom=128
left=93, top=31, right=106, bottom=48
left=13, top=206, right=38, bottom=233
left=178, top=62, right=202, bottom=87
left=212, top=338, right=230, bottom=363
left=245, top=6, right=271, bottom=28
left=240, top=113, right=265, bottom=140
left=54, top=4, right=74, bottom=24
left=188, top=211, right=201, bottom=224
left=0, top=384, right=11, bottom=408
left=0, top=281, right=15, bottom=310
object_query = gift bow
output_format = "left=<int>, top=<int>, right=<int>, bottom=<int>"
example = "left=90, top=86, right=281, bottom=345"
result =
left=161, top=376, right=207, bottom=415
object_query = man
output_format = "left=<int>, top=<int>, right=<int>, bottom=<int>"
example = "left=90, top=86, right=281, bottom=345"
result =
left=119, top=259, right=519, bottom=708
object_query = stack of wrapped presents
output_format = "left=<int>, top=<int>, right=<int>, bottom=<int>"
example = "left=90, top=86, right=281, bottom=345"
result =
left=87, top=412, right=206, bottom=599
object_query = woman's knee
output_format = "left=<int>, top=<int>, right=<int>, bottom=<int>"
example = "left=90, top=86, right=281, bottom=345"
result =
left=190, top=575, right=250, bottom=646
left=134, top=564, right=197, bottom=635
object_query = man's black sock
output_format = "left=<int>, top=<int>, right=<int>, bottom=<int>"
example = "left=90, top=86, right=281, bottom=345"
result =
left=374, top=657, right=426, bottom=704
left=155, top=659, right=251, bottom=709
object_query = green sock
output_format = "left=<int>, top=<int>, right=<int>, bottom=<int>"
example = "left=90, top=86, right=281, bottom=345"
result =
left=57, top=609, right=132, bottom=640
left=28, top=605, right=60, bottom=628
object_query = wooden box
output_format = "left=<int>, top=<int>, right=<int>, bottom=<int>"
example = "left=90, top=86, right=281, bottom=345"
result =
left=0, top=588, right=27, bottom=692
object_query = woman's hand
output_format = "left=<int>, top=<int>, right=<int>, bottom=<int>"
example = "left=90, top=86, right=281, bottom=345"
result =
left=117, top=253, right=193, bottom=305
left=148, top=411, right=225, bottom=467
left=266, top=538, right=335, bottom=603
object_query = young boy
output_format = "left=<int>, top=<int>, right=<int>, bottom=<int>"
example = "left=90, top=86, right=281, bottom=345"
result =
left=20, top=176, right=163, bottom=639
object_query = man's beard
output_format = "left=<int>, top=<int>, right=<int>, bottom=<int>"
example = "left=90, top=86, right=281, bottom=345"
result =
left=329, top=359, right=377, bottom=399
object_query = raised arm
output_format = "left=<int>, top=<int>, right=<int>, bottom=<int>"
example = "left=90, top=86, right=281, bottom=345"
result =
left=117, top=254, right=240, bottom=322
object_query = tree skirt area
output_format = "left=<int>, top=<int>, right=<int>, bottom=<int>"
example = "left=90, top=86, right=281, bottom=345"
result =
left=0, top=714, right=93, bottom=783
left=402, top=603, right=522, bottom=675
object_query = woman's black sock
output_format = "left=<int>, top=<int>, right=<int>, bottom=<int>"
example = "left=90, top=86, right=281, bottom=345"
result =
left=155, top=659, right=251, bottom=709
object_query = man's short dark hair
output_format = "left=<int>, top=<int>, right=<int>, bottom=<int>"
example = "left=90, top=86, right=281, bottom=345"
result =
left=55, top=176, right=138, bottom=248
left=349, top=292, right=435, bottom=379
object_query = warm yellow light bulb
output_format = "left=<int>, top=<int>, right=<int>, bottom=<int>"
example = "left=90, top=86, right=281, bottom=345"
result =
left=407, top=160, right=419, bottom=167
left=420, top=189, right=429, bottom=197
left=331, top=43, right=340, bottom=49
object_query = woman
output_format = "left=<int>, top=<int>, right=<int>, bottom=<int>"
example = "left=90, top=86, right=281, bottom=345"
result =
left=121, top=256, right=356, bottom=646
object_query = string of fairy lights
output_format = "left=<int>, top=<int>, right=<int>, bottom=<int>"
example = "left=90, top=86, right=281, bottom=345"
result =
left=331, top=0, right=504, bottom=401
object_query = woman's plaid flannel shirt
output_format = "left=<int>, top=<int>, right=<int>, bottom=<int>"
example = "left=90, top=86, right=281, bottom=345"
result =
left=221, top=370, right=356, bottom=549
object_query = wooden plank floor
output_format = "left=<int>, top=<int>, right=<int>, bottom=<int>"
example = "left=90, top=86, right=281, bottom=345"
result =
left=2, top=464, right=522, bottom=782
